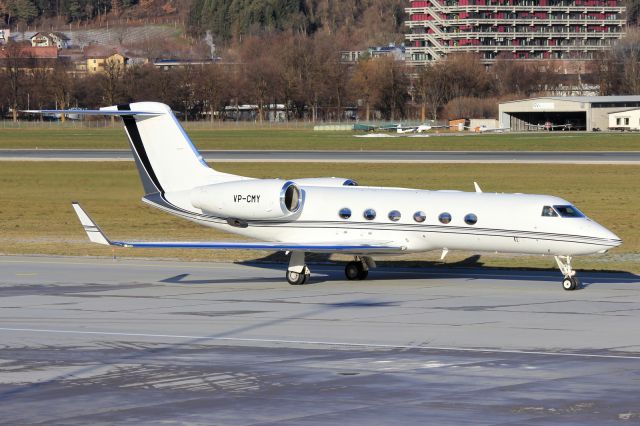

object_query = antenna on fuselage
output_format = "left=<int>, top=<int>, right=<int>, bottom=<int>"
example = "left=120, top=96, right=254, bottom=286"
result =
left=474, top=182, right=483, bottom=193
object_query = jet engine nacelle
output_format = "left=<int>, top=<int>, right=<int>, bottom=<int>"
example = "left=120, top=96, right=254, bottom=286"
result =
left=293, top=177, right=358, bottom=187
left=191, top=179, right=303, bottom=220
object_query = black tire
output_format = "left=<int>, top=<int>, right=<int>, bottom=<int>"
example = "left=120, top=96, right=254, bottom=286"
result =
left=287, top=270, right=306, bottom=285
left=562, top=277, right=577, bottom=291
left=358, top=270, right=369, bottom=280
left=345, top=262, right=361, bottom=280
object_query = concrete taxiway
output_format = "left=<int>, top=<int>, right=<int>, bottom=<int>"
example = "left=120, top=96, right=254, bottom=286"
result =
left=1, top=255, right=640, bottom=424
left=1, top=149, right=640, bottom=164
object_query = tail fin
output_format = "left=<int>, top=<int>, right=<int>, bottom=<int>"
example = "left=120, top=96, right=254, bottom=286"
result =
left=106, top=102, right=240, bottom=194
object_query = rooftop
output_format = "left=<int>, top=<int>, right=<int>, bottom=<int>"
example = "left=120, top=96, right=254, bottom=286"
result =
left=503, top=96, right=640, bottom=104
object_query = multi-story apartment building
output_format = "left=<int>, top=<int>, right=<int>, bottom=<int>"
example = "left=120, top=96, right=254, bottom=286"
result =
left=405, top=0, right=626, bottom=63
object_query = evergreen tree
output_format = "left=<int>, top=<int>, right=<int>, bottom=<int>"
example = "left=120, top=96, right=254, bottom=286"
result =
left=13, top=0, right=37, bottom=22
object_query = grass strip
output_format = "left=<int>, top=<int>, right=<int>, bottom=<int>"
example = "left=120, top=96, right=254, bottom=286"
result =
left=1, top=127, right=639, bottom=151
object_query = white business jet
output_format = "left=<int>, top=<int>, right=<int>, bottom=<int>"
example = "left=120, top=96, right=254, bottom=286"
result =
left=30, top=102, right=621, bottom=290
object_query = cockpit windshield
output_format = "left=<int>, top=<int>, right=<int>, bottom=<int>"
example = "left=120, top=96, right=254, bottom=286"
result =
left=541, top=206, right=558, bottom=217
left=553, top=205, right=585, bottom=218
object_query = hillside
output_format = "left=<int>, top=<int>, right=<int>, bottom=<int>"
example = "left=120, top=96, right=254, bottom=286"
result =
left=188, top=0, right=406, bottom=45
left=2, top=0, right=407, bottom=47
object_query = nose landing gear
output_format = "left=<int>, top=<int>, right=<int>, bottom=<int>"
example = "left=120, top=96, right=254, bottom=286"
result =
left=555, top=255, right=581, bottom=291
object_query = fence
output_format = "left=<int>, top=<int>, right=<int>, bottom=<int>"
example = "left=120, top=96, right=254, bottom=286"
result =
left=0, top=118, right=446, bottom=130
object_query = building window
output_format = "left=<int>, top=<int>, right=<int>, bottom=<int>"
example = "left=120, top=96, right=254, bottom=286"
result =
left=413, top=211, right=426, bottom=223
left=363, top=209, right=376, bottom=220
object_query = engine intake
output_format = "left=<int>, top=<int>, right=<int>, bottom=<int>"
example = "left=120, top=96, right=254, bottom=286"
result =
left=191, top=179, right=303, bottom=220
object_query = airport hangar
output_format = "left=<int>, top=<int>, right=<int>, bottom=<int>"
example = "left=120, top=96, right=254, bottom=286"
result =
left=499, top=95, right=640, bottom=131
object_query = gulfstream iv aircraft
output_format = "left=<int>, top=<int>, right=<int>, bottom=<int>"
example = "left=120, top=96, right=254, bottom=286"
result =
left=30, top=102, right=622, bottom=290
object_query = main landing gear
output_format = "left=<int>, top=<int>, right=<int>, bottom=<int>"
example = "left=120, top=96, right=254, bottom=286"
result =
left=555, top=255, right=581, bottom=291
left=286, top=252, right=375, bottom=285
left=286, top=251, right=310, bottom=285
left=345, top=256, right=374, bottom=281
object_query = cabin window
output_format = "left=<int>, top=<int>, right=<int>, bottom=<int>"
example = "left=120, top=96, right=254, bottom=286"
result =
left=363, top=209, right=376, bottom=220
left=388, top=210, right=401, bottom=222
left=541, top=206, right=558, bottom=217
left=413, top=211, right=426, bottom=223
left=439, top=212, right=452, bottom=224
left=464, top=213, right=477, bottom=225
left=339, top=208, right=351, bottom=219
left=554, top=205, right=584, bottom=218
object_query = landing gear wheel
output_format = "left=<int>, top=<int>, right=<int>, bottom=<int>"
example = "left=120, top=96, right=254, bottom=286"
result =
left=562, top=277, right=579, bottom=291
left=345, top=261, right=362, bottom=280
left=345, top=261, right=368, bottom=280
left=287, top=269, right=307, bottom=285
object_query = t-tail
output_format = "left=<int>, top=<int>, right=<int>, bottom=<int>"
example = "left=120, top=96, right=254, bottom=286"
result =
left=26, top=102, right=245, bottom=198
left=106, top=102, right=243, bottom=196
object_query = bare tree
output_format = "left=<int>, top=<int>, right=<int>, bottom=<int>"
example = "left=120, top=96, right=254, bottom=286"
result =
left=196, top=64, right=229, bottom=122
left=351, top=57, right=379, bottom=121
left=99, top=57, right=125, bottom=122
left=1, top=42, right=33, bottom=121
left=413, top=62, right=450, bottom=121
left=48, top=64, right=74, bottom=121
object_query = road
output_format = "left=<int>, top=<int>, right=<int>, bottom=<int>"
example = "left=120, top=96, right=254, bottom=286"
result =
left=2, top=149, right=640, bottom=163
left=1, top=255, right=640, bottom=424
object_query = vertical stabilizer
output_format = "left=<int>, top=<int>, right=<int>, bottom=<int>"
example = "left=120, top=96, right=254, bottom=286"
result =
left=104, top=102, right=241, bottom=195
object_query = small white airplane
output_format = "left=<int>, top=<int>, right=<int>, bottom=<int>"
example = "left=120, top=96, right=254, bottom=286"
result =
left=28, top=102, right=621, bottom=290
left=470, top=125, right=511, bottom=133
left=393, top=123, right=449, bottom=134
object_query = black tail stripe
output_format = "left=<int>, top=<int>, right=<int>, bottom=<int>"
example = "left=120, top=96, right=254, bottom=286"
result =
left=117, top=104, right=164, bottom=195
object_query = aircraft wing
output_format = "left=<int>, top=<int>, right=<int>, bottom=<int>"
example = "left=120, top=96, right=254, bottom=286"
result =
left=72, top=203, right=405, bottom=254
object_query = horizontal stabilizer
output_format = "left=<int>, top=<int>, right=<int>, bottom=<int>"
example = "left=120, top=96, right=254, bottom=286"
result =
left=72, top=203, right=405, bottom=254
left=23, top=109, right=161, bottom=116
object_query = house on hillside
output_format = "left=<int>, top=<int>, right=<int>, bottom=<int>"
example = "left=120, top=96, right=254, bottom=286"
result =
left=153, top=58, right=219, bottom=70
left=83, top=46, right=128, bottom=74
left=341, top=44, right=406, bottom=63
left=0, top=29, right=11, bottom=45
left=0, top=45, right=59, bottom=71
left=30, top=32, right=70, bottom=49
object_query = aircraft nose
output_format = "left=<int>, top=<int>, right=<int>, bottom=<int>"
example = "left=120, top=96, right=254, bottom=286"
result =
left=587, top=220, right=622, bottom=248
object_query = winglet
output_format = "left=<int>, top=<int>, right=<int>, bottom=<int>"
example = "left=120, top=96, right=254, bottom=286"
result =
left=71, top=203, right=112, bottom=245
left=473, top=182, right=483, bottom=193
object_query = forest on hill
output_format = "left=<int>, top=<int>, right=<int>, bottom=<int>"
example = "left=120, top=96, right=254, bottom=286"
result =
left=1, top=0, right=405, bottom=46
left=187, top=0, right=406, bottom=44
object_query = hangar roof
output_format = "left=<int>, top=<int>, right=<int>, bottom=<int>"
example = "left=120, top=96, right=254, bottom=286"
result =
left=502, top=96, right=640, bottom=104
left=607, top=108, right=640, bottom=115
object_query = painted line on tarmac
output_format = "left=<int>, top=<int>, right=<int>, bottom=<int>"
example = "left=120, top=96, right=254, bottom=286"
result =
left=0, top=257, right=636, bottom=282
left=1, top=327, right=639, bottom=360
